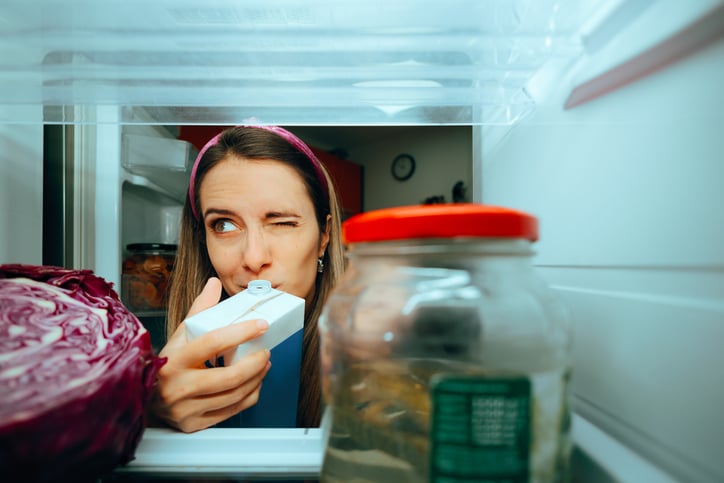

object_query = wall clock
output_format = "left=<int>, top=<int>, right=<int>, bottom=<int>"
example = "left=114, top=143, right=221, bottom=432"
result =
left=391, top=153, right=416, bottom=181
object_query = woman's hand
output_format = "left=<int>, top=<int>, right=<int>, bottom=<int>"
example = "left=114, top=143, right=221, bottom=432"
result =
left=151, top=278, right=272, bottom=433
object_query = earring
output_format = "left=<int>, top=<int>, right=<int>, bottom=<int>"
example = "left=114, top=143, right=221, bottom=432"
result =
left=317, top=258, right=325, bottom=273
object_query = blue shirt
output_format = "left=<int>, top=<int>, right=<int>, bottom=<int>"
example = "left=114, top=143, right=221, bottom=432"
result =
left=214, top=329, right=303, bottom=428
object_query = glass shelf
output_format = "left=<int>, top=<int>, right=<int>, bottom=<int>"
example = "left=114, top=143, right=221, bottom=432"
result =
left=0, top=0, right=624, bottom=126
left=122, top=133, right=198, bottom=202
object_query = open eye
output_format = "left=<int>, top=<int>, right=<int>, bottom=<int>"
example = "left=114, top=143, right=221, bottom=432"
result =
left=212, top=219, right=237, bottom=233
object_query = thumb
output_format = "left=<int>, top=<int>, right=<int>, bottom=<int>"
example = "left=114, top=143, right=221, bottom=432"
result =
left=160, top=277, right=222, bottom=354
left=187, top=277, right=223, bottom=318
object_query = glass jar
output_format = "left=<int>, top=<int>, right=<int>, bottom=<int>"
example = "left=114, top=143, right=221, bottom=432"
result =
left=121, top=243, right=176, bottom=314
left=319, top=204, right=572, bottom=483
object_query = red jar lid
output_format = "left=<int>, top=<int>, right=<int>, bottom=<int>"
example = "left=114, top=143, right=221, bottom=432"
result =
left=342, top=203, right=538, bottom=243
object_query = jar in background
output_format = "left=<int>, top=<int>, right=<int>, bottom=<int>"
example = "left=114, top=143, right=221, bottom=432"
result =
left=121, top=243, right=176, bottom=314
left=319, top=204, right=572, bottom=483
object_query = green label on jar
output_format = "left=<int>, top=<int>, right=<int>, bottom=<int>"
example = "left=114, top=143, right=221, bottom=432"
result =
left=430, top=376, right=531, bottom=483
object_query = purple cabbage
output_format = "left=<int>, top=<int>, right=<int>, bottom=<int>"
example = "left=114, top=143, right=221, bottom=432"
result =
left=0, top=264, right=166, bottom=482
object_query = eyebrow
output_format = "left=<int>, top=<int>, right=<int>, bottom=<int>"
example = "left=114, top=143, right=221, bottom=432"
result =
left=203, top=208, right=235, bottom=220
left=203, top=208, right=301, bottom=220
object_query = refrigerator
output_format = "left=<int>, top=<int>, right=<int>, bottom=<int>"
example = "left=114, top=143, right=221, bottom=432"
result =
left=1, top=0, right=722, bottom=481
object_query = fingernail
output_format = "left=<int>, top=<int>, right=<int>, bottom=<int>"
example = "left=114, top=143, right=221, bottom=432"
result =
left=256, top=319, right=269, bottom=331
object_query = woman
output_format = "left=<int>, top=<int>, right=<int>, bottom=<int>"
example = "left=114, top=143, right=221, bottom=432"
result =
left=150, top=125, right=345, bottom=433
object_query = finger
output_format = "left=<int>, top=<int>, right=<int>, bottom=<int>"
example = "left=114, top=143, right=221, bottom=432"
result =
left=158, top=320, right=190, bottom=360
left=160, top=347, right=271, bottom=408
left=177, top=318, right=270, bottom=368
left=165, top=361, right=271, bottom=433
left=188, top=348, right=271, bottom=397
left=175, top=382, right=264, bottom=433
left=201, top=360, right=272, bottom=413
left=201, top=384, right=264, bottom=429
left=187, top=277, right=223, bottom=318
left=158, top=278, right=222, bottom=360
left=193, top=377, right=267, bottom=432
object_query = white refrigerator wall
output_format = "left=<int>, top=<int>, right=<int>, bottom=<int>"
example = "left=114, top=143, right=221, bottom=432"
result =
left=481, top=35, right=724, bottom=483
left=0, top=114, right=43, bottom=264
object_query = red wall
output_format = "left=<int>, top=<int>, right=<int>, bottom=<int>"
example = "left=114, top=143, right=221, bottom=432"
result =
left=311, top=148, right=362, bottom=218
left=178, top=125, right=227, bottom=151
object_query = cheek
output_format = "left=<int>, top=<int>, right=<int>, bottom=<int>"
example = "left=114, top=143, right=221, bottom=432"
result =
left=206, top=241, right=238, bottom=279
left=287, top=245, right=320, bottom=299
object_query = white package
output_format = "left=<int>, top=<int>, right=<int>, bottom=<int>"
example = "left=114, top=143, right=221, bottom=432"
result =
left=184, top=280, right=304, bottom=365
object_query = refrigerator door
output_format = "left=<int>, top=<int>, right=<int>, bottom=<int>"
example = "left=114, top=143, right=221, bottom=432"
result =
left=480, top=3, right=724, bottom=482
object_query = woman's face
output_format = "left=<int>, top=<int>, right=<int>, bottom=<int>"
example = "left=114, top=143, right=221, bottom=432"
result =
left=199, top=156, right=329, bottom=307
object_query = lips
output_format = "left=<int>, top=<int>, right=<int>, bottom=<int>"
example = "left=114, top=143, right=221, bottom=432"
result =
left=240, top=281, right=279, bottom=290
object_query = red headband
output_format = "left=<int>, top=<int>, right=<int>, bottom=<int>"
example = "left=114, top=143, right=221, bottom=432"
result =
left=188, top=125, right=329, bottom=220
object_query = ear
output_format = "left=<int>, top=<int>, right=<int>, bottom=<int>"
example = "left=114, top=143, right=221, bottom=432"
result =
left=318, top=214, right=332, bottom=258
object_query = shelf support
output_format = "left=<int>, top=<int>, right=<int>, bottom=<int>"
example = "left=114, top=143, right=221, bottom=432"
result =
left=564, top=2, right=724, bottom=109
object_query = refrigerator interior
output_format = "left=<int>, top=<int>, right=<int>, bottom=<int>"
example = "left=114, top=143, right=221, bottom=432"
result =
left=1, top=0, right=723, bottom=481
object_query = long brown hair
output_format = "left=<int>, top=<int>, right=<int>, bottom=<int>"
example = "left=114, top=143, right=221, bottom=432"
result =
left=167, top=126, right=344, bottom=427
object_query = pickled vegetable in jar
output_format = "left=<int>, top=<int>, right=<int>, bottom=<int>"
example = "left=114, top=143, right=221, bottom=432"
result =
left=319, top=203, right=573, bottom=483
left=121, top=243, right=176, bottom=313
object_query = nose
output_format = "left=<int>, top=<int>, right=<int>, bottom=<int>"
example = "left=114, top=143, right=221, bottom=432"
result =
left=242, top=228, right=272, bottom=273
